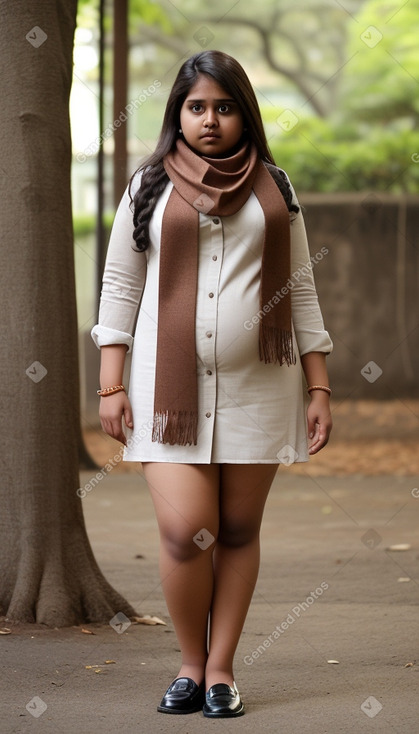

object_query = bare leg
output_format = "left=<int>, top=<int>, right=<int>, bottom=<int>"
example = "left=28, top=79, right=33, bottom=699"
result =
left=142, top=462, right=220, bottom=686
left=205, top=464, right=278, bottom=690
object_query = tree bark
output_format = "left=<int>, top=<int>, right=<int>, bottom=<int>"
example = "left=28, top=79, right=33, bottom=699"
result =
left=0, top=0, right=136, bottom=626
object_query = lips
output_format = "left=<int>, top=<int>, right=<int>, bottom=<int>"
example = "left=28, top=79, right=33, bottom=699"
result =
left=200, top=133, right=220, bottom=139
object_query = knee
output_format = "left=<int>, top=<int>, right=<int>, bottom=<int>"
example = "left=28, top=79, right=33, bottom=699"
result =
left=161, top=525, right=217, bottom=562
left=217, top=520, right=259, bottom=548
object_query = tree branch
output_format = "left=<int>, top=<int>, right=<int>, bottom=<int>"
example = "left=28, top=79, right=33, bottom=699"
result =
left=131, top=23, right=187, bottom=56
left=203, top=14, right=327, bottom=116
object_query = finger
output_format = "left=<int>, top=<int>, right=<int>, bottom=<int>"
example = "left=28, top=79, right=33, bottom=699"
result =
left=308, top=417, right=319, bottom=443
left=124, top=403, right=134, bottom=429
left=102, top=417, right=126, bottom=445
left=307, top=414, right=318, bottom=440
left=111, top=419, right=126, bottom=445
left=308, top=422, right=321, bottom=450
left=309, top=424, right=330, bottom=454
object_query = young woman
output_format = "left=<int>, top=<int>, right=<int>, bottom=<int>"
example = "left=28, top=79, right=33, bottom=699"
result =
left=92, top=50, right=333, bottom=718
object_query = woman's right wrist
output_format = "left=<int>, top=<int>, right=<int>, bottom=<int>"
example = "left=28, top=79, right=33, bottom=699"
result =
left=99, top=344, right=128, bottom=389
left=97, top=384, right=126, bottom=397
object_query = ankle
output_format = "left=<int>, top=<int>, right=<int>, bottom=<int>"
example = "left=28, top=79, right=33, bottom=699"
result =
left=205, top=668, right=234, bottom=690
left=177, top=663, right=206, bottom=686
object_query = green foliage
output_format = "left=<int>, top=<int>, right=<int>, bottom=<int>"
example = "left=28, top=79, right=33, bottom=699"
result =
left=269, top=118, right=419, bottom=193
left=265, top=0, right=419, bottom=192
left=341, top=0, right=419, bottom=122
left=129, top=0, right=171, bottom=32
left=73, top=212, right=114, bottom=238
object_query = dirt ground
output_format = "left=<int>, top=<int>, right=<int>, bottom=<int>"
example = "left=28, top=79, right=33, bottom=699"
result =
left=83, top=400, right=419, bottom=476
left=1, top=471, right=418, bottom=733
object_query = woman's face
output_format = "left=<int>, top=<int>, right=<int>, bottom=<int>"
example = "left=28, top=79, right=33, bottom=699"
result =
left=179, top=74, right=244, bottom=157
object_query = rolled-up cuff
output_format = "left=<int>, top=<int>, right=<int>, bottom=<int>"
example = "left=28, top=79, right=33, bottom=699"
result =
left=297, top=330, right=333, bottom=357
left=91, top=324, right=133, bottom=353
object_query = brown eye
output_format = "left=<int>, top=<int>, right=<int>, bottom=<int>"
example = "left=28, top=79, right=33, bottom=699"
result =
left=218, top=104, right=230, bottom=113
left=191, top=104, right=203, bottom=113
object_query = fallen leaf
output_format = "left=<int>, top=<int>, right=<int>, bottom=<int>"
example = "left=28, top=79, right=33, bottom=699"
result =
left=327, top=660, right=339, bottom=664
left=404, top=662, right=415, bottom=668
left=397, top=577, right=411, bottom=583
left=131, top=615, right=166, bottom=626
left=81, top=628, right=95, bottom=635
left=386, top=544, right=411, bottom=551
left=85, top=665, right=101, bottom=669
left=105, top=660, right=116, bottom=665
left=0, top=628, right=11, bottom=635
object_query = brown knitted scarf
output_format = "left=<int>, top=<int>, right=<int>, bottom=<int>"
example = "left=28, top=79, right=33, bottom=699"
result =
left=152, top=138, right=294, bottom=446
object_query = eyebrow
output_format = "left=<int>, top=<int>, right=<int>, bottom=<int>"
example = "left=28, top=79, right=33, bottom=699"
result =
left=186, top=98, right=237, bottom=103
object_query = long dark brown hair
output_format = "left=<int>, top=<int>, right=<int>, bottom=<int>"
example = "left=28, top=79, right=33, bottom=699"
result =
left=129, top=51, right=298, bottom=251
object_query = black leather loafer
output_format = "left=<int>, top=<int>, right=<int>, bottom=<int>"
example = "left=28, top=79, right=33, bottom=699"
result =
left=202, top=681, right=245, bottom=718
left=157, top=677, right=205, bottom=714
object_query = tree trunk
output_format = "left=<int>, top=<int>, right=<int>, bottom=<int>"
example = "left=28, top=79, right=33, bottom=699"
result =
left=0, top=0, right=136, bottom=626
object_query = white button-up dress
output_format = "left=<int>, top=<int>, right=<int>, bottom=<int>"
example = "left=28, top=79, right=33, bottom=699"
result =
left=91, top=171, right=332, bottom=464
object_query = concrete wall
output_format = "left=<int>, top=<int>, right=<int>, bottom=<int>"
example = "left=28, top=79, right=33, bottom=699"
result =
left=81, top=192, right=419, bottom=424
left=301, top=192, right=418, bottom=400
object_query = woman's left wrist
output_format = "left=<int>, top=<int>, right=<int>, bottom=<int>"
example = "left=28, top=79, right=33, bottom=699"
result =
left=307, top=384, right=331, bottom=398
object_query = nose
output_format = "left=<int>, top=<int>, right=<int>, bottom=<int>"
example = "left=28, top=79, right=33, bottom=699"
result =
left=204, top=110, right=218, bottom=128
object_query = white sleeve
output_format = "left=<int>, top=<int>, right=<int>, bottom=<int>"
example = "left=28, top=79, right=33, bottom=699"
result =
left=91, top=173, right=147, bottom=353
left=284, top=175, right=333, bottom=356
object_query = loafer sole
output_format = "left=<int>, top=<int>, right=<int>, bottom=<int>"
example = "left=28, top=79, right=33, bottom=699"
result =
left=157, top=702, right=204, bottom=715
left=202, top=702, right=245, bottom=718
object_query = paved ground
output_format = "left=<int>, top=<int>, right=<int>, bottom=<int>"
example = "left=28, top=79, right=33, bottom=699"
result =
left=1, top=468, right=419, bottom=734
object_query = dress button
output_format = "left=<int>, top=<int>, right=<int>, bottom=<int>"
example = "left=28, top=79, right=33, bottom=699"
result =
left=206, top=331, right=213, bottom=338
left=205, top=412, right=211, bottom=418
left=212, top=217, right=220, bottom=225
left=209, top=292, right=214, bottom=298
left=212, top=255, right=217, bottom=261
left=206, top=370, right=212, bottom=375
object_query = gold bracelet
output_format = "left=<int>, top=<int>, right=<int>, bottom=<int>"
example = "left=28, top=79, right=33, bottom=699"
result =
left=307, top=385, right=332, bottom=396
left=97, top=384, right=125, bottom=397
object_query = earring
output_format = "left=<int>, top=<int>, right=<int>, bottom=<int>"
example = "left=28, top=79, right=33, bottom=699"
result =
left=179, top=128, right=183, bottom=134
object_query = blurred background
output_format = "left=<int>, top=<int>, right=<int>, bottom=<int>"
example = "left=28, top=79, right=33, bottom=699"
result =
left=72, top=0, right=419, bottom=476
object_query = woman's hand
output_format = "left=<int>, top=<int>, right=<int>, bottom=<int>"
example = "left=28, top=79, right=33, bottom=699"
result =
left=307, top=391, right=332, bottom=455
left=99, top=391, right=134, bottom=445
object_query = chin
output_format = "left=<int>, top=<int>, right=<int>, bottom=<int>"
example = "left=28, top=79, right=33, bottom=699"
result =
left=200, top=143, right=228, bottom=155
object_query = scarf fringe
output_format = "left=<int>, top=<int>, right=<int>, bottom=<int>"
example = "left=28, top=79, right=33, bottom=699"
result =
left=152, top=410, right=198, bottom=446
left=259, top=324, right=296, bottom=366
